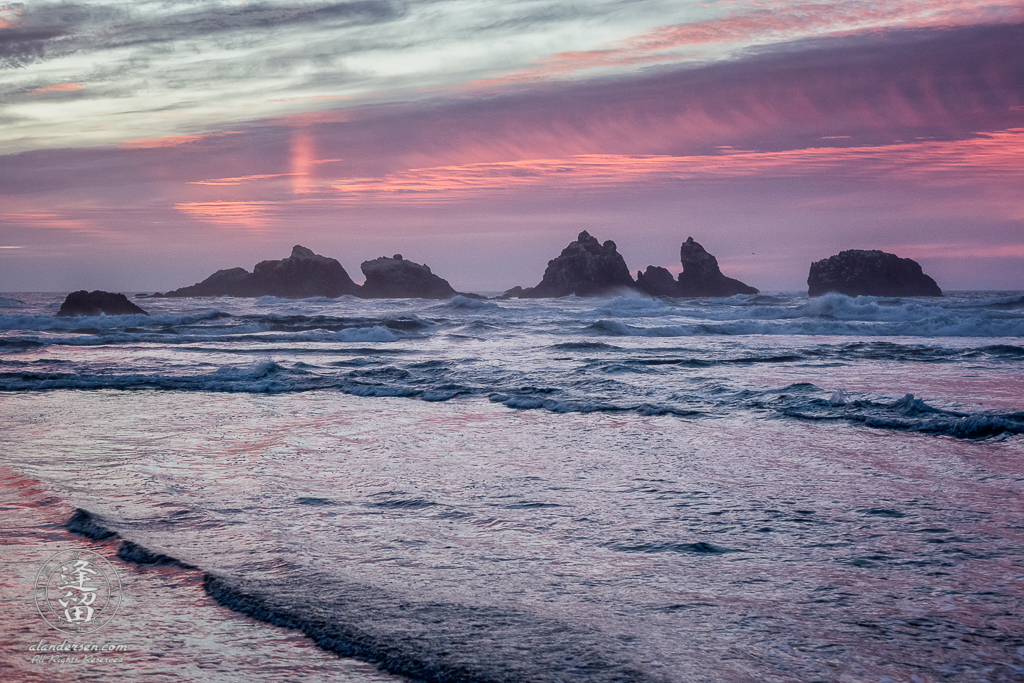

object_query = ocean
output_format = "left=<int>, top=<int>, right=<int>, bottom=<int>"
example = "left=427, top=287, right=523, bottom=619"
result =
left=1, top=290, right=1023, bottom=682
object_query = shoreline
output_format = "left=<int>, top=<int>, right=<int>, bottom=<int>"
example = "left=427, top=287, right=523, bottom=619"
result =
left=0, top=467, right=408, bottom=683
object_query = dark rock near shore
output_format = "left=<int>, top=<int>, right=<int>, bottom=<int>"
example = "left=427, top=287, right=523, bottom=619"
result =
left=635, top=237, right=758, bottom=297
left=359, top=254, right=459, bottom=299
left=165, top=267, right=252, bottom=297
left=808, top=249, right=942, bottom=297
left=677, top=237, right=758, bottom=296
left=634, top=266, right=680, bottom=297
left=519, top=231, right=635, bottom=298
left=57, top=290, right=149, bottom=317
left=498, top=286, right=525, bottom=299
left=159, top=245, right=361, bottom=298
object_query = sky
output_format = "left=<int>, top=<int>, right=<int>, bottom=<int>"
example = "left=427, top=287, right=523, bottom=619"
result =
left=1, top=0, right=1022, bottom=293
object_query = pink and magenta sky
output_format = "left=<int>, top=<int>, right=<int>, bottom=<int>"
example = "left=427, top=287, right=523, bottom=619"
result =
left=1, top=0, right=1022, bottom=292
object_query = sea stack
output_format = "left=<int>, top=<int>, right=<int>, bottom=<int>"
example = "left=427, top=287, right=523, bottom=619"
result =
left=636, top=237, right=758, bottom=297
left=807, top=249, right=942, bottom=297
left=159, top=245, right=361, bottom=298
left=359, top=254, right=459, bottom=299
left=518, top=231, right=635, bottom=298
left=57, top=290, right=149, bottom=317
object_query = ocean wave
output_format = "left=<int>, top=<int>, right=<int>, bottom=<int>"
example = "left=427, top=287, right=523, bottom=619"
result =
left=0, top=339, right=45, bottom=352
left=487, top=392, right=702, bottom=418
left=586, top=320, right=692, bottom=337
left=0, top=309, right=433, bottom=335
left=3, top=351, right=1017, bottom=441
left=331, top=326, right=399, bottom=342
left=255, top=295, right=337, bottom=305
left=584, top=315, right=1024, bottom=337
left=605, top=541, right=740, bottom=554
left=774, top=392, right=1024, bottom=440
left=0, top=296, right=28, bottom=308
left=550, top=341, right=622, bottom=351
left=441, top=295, right=502, bottom=311
left=592, top=296, right=676, bottom=317
left=979, top=295, right=1024, bottom=310
left=66, top=509, right=660, bottom=683
left=0, top=311, right=153, bottom=331
left=570, top=292, right=1024, bottom=337
left=0, top=358, right=336, bottom=393
left=0, top=326, right=411, bottom=349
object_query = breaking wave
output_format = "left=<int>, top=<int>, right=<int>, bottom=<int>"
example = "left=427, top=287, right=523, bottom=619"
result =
left=67, top=509, right=668, bottom=683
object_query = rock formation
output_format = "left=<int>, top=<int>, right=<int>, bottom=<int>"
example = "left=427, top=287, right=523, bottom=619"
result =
left=635, top=237, right=758, bottom=297
left=498, top=286, right=525, bottom=299
left=634, top=266, right=681, bottom=297
left=57, top=290, right=149, bottom=317
left=159, top=245, right=361, bottom=298
left=518, top=231, right=635, bottom=298
left=678, top=237, right=759, bottom=296
left=807, top=249, right=942, bottom=297
left=359, top=254, right=459, bottom=299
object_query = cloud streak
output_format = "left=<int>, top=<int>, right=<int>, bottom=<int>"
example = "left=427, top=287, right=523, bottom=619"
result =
left=13, top=1, right=1020, bottom=155
left=120, top=131, right=244, bottom=150
left=0, top=0, right=673, bottom=151
left=471, top=0, right=1024, bottom=85
left=323, top=130, right=1024, bottom=203
left=2, top=22, right=1021, bottom=192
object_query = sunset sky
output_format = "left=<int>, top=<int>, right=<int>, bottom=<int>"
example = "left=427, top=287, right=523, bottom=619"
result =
left=1, top=0, right=1022, bottom=292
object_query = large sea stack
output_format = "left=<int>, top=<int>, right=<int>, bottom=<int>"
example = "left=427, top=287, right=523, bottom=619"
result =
left=359, top=254, right=459, bottom=299
left=159, top=245, right=361, bottom=298
left=518, top=231, right=635, bottom=298
left=808, top=249, right=942, bottom=297
left=636, top=237, right=758, bottom=297
left=57, top=290, right=149, bottom=317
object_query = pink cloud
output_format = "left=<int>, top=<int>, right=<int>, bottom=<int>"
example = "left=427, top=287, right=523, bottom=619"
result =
left=188, top=173, right=296, bottom=186
left=120, top=131, right=244, bottom=150
left=469, top=0, right=1024, bottom=86
left=27, top=83, right=84, bottom=95
left=0, top=210, right=107, bottom=235
left=174, top=201, right=277, bottom=231
left=0, top=3, right=22, bottom=29
left=323, top=130, right=1024, bottom=203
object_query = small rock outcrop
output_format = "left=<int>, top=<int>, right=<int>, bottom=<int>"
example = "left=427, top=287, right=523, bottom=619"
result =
left=359, top=254, right=458, bottom=299
left=518, top=231, right=635, bottom=298
left=678, top=237, right=758, bottom=296
left=807, top=249, right=942, bottom=297
left=57, top=290, right=149, bottom=317
left=635, top=237, right=758, bottom=297
left=160, top=245, right=361, bottom=298
left=498, top=286, right=525, bottom=299
left=634, top=266, right=680, bottom=297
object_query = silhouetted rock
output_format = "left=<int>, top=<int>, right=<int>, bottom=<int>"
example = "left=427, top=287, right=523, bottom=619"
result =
left=160, top=246, right=361, bottom=298
left=57, top=290, right=149, bottom=317
left=498, top=286, right=525, bottom=299
left=634, top=266, right=680, bottom=297
left=521, top=231, right=635, bottom=298
left=678, top=237, right=758, bottom=296
left=360, top=254, right=459, bottom=299
left=635, top=237, right=758, bottom=297
left=807, top=249, right=942, bottom=297
left=162, top=267, right=252, bottom=297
